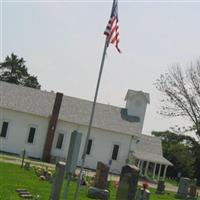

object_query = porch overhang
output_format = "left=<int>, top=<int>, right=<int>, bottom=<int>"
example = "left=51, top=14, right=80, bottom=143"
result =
left=132, top=151, right=173, bottom=166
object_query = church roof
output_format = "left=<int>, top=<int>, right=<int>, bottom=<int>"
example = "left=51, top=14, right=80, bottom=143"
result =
left=0, top=81, right=142, bottom=135
left=132, top=134, right=173, bottom=166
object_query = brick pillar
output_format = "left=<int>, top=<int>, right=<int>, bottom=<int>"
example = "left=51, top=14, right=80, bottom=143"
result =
left=42, top=92, right=63, bottom=162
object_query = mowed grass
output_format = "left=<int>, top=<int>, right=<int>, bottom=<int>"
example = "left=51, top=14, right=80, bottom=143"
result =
left=149, top=188, right=177, bottom=200
left=0, top=162, right=91, bottom=200
left=0, top=162, right=50, bottom=200
left=0, top=162, right=178, bottom=200
left=0, top=162, right=114, bottom=200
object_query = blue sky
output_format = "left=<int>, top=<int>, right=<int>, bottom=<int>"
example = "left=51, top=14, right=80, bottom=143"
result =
left=1, top=0, right=200, bottom=135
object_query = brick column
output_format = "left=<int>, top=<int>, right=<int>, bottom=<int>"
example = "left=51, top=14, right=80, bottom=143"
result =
left=42, top=92, right=63, bottom=162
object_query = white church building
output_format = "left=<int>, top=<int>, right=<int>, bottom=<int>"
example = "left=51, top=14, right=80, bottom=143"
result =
left=0, top=81, right=172, bottom=180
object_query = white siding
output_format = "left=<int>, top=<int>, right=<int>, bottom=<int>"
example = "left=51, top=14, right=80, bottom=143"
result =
left=50, top=121, right=78, bottom=160
left=81, top=127, right=131, bottom=173
left=51, top=122, right=132, bottom=173
left=0, top=108, right=48, bottom=158
left=0, top=108, right=134, bottom=173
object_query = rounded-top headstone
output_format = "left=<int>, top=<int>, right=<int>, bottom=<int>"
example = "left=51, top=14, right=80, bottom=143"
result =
left=177, top=177, right=190, bottom=198
left=116, top=165, right=140, bottom=200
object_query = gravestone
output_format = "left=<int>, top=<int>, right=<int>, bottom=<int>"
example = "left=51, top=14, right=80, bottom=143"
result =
left=136, top=188, right=151, bottom=200
left=16, top=188, right=33, bottom=199
left=87, top=162, right=110, bottom=199
left=65, top=130, right=82, bottom=174
left=87, top=186, right=109, bottom=200
left=177, top=177, right=190, bottom=199
left=189, top=179, right=197, bottom=198
left=49, top=161, right=65, bottom=200
left=116, top=164, right=140, bottom=200
left=94, top=162, right=110, bottom=189
left=156, top=180, right=165, bottom=194
left=24, top=162, right=30, bottom=170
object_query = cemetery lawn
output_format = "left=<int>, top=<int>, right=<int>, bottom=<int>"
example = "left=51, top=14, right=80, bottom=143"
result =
left=0, top=162, right=178, bottom=200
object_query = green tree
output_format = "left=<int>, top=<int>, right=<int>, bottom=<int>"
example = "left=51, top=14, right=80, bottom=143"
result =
left=0, top=53, right=41, bottom=89
left=152, top=131, right=195, bottom=178
left=155, top=58, right=200, bottom=184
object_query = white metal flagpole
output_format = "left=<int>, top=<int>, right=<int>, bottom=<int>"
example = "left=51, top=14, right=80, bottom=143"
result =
left=73, top=1, right=119, bottom=199
left=73, top=36, right=109, bottom=200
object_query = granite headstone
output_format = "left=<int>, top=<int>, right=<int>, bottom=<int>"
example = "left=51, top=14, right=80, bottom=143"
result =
left=189, top=179, right=197, bottom=198
left=49, top=161, right=65, bottom=200
left=177, top=177, right=190, bottom=199
left=116, top=165, right=140, bottom=200
left=136, top=188, right=151, bottom=200
left=94, top=162, right=110, bottom=189
left=156, top=180, right=165, bottom=194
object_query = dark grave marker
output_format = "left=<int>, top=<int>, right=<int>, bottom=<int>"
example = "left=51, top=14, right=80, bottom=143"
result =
left=116, top=164, right=140, bottom=200
left=87, top=162, right=110, bottom=199
left=156, top=180, right=165, bottom=194
left=136, top=188, right=151, bottom=200
left=49, top=161, right=65, bottom=200
left=24, top=162, right=30, bottom=170
left=94, top=161, right=110, bottom=189
left=87, top=186, right=109, bottom=200
left=177, top=177, right=190, bottom=199
left=189, top=179, right=197, bottom=198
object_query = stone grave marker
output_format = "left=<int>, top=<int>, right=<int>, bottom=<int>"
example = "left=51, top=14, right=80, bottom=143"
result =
left=177, top=177, right=190, bottom=199
left=189, top=178, right=197, bottom=198
left=49, top=161, right=65, bottom=200
left=16, top=188, right=33, bottom=199
left=24, top=162, right=30, bottom=170
left=156, top=180, right=165, bottom=194
left=87, top=186, right=109, bottom=200
left=87, top=162, right=110, bottom=199
left=136, top=188, right=151, bottom=200
left=116, top=164, right=140, bottom=200
left=94, top=161, right=110, bottom=189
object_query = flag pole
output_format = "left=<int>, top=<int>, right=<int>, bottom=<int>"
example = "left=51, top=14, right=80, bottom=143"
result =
left=73, top=36, right=109, bottom=200
left=73, top=1, right=117, bottom=199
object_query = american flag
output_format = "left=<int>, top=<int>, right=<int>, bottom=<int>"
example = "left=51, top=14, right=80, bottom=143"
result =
left=104, top=0, right=121, bottom=53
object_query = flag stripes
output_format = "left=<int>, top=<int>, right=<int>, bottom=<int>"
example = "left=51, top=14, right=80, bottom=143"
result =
left=104, top=0, right=121, bottom=53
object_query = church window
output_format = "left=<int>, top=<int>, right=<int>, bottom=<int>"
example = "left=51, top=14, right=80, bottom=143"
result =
left=86, top=139, right=93, bottom=155
left=0, top=121, right=9, bottom=138
left=112, top=144, right=120, bottom=160
left=56, top=133, right=64, bottom=149
left=27, top=127, right=36, bottom=143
